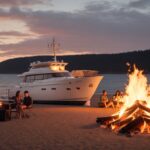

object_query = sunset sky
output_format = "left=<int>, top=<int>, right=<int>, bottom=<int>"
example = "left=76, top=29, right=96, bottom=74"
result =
left=0, top=0, right=150, bottom=62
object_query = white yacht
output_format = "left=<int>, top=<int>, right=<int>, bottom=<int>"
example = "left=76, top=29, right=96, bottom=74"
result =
left=10, top=39, right=103, bottom=105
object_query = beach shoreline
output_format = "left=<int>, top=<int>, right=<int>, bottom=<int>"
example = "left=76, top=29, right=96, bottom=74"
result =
left=0, top=105, right=150, bottom=150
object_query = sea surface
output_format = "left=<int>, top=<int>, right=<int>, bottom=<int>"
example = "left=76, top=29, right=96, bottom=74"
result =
left=0, top=74, right=150, bottom=95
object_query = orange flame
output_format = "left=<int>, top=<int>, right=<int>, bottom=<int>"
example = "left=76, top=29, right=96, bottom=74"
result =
left=118, top=65, right=150, bottom=117
left=98, top=65, right=150, bottom=135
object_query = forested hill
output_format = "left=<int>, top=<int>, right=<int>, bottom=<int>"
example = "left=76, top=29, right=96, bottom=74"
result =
left=0, top=50, right=150, bottom=74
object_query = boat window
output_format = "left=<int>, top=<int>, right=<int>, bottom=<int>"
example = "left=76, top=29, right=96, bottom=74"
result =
left=35, top=74, right=44, bottom=80
left=52, top=72, right=71, bottom=77
left=43, top=73, right=70, bottom=79
left=43, top=74, right=53, bottom=79
left=47, top=74, right=53, bottom=78
left=26, top=75, right=35, bottom=82
left=43, top=74, right=48, bottom=79
left=24, top=72, right=71, bottom=82
left=66, top=88, right=71, bottom=91
left=43, top=74, right=49, bottom=79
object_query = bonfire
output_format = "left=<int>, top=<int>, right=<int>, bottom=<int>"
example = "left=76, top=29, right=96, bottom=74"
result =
left=97, top=65, right=150, bottom=136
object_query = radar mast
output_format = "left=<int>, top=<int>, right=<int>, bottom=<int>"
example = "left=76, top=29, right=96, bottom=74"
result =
left=48, top=38, right=60, bottom=62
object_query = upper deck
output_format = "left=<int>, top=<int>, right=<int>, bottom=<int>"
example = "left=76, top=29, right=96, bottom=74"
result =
left=30, top=61, right=68, bottom=71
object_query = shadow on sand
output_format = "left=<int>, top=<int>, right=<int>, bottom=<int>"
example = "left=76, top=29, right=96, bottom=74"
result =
left=81, top=123, right=99, bottom=129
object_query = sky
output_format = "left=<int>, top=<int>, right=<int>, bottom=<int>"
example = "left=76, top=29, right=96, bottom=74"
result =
left=0, top=0, right=150, bottom=62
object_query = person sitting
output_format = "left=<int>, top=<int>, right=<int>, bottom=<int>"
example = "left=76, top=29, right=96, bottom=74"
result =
left=112, top=90, right=122, bottom=108
left=100, top=90, right=114, bottom=108
left=15, top=91, right=27, bottom=118
left=23, top=91, right=33, bottom=108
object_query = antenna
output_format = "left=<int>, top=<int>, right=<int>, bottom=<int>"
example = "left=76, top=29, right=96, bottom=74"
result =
left=48, top=37, right=60, bottom=62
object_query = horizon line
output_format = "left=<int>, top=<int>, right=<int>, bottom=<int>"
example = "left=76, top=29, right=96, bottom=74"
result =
left=1, top=48, right=150, bottom=63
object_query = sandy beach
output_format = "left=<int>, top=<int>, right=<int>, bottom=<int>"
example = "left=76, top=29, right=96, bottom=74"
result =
left=0, top=105, right=150, bottom=150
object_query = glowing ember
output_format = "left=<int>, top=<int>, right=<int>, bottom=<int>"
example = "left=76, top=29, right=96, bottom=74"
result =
left=97, top=65, right=150, bottom=136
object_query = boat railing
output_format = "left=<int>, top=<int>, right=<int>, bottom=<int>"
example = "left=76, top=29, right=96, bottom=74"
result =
left=0, top=86, right=10, bottom=100
left=0, top=85, right=17, bottom=100
left=71, top=70, right=99, bottom=78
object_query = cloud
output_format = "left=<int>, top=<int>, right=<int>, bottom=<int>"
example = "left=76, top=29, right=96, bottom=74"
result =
left=22, top=2, right=150, bottom=50
left=0, top=7, right=28, bottom=20
left=0, top=34, right=92, bottom=58
left=0, top=0, right=150, bottom=61
left=0, top=31, right=32, bottom=37
left=129, top=0, right=150, bottom=8
left=0, top=0, right=50, bottom=6
left=84, top=1, right=114, bottom=13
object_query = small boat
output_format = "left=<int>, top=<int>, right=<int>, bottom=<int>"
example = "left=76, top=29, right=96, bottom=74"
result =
left=10, top=39, right=103, bottom=105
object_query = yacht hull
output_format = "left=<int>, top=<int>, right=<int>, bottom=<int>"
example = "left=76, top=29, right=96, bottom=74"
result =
left=10, top=76, right=103, bottom=105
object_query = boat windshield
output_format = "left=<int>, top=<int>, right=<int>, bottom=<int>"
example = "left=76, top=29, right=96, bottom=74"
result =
left=24, top=72, right=71, bottom=83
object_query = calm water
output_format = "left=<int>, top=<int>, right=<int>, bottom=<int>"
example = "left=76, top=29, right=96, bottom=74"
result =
left=0, top=74, right=150, bottom=94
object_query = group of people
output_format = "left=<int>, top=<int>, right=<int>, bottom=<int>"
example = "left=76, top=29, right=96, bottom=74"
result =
left=15, top=90, right=32, bottom=118
left=100, top=90, right=124, bottom=108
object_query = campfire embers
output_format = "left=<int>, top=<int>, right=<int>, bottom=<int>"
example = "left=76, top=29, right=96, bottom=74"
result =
left=97, top=100, right=150, bottom=136
left=97, top=65, right=150, bottom=136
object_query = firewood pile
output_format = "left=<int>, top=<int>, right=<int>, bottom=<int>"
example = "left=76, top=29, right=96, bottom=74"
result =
left=96, top=100, right=150, bottom=136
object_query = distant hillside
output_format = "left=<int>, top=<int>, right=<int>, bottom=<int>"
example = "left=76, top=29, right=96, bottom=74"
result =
left=0, top=49, right=150, bottom=74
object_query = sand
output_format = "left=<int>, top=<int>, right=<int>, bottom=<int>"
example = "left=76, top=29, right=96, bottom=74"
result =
left=0, top=105, right=150, bottom=150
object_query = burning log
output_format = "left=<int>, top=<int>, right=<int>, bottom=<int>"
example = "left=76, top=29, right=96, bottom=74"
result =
left=118, top=117, right=144, bottom=134
left=96, top=115, right=118, bottom=125
left=97, top=102, right=150, bottom=136
left=97, top=102, right=150, bottom=135
left=120, top=107, right=137, bottom=120
left=143, top=117, right=150, bottom=124
left=96, top=66, right=150, bottom=136
left=139, top=103, right=150, bottom=113
left=112, top=117, right=133, bottom=128
left=108, top=101, right=141, bottom=126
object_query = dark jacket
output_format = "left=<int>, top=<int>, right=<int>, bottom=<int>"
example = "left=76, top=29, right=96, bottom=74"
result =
left=23, top=96, right=32, bottom=106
